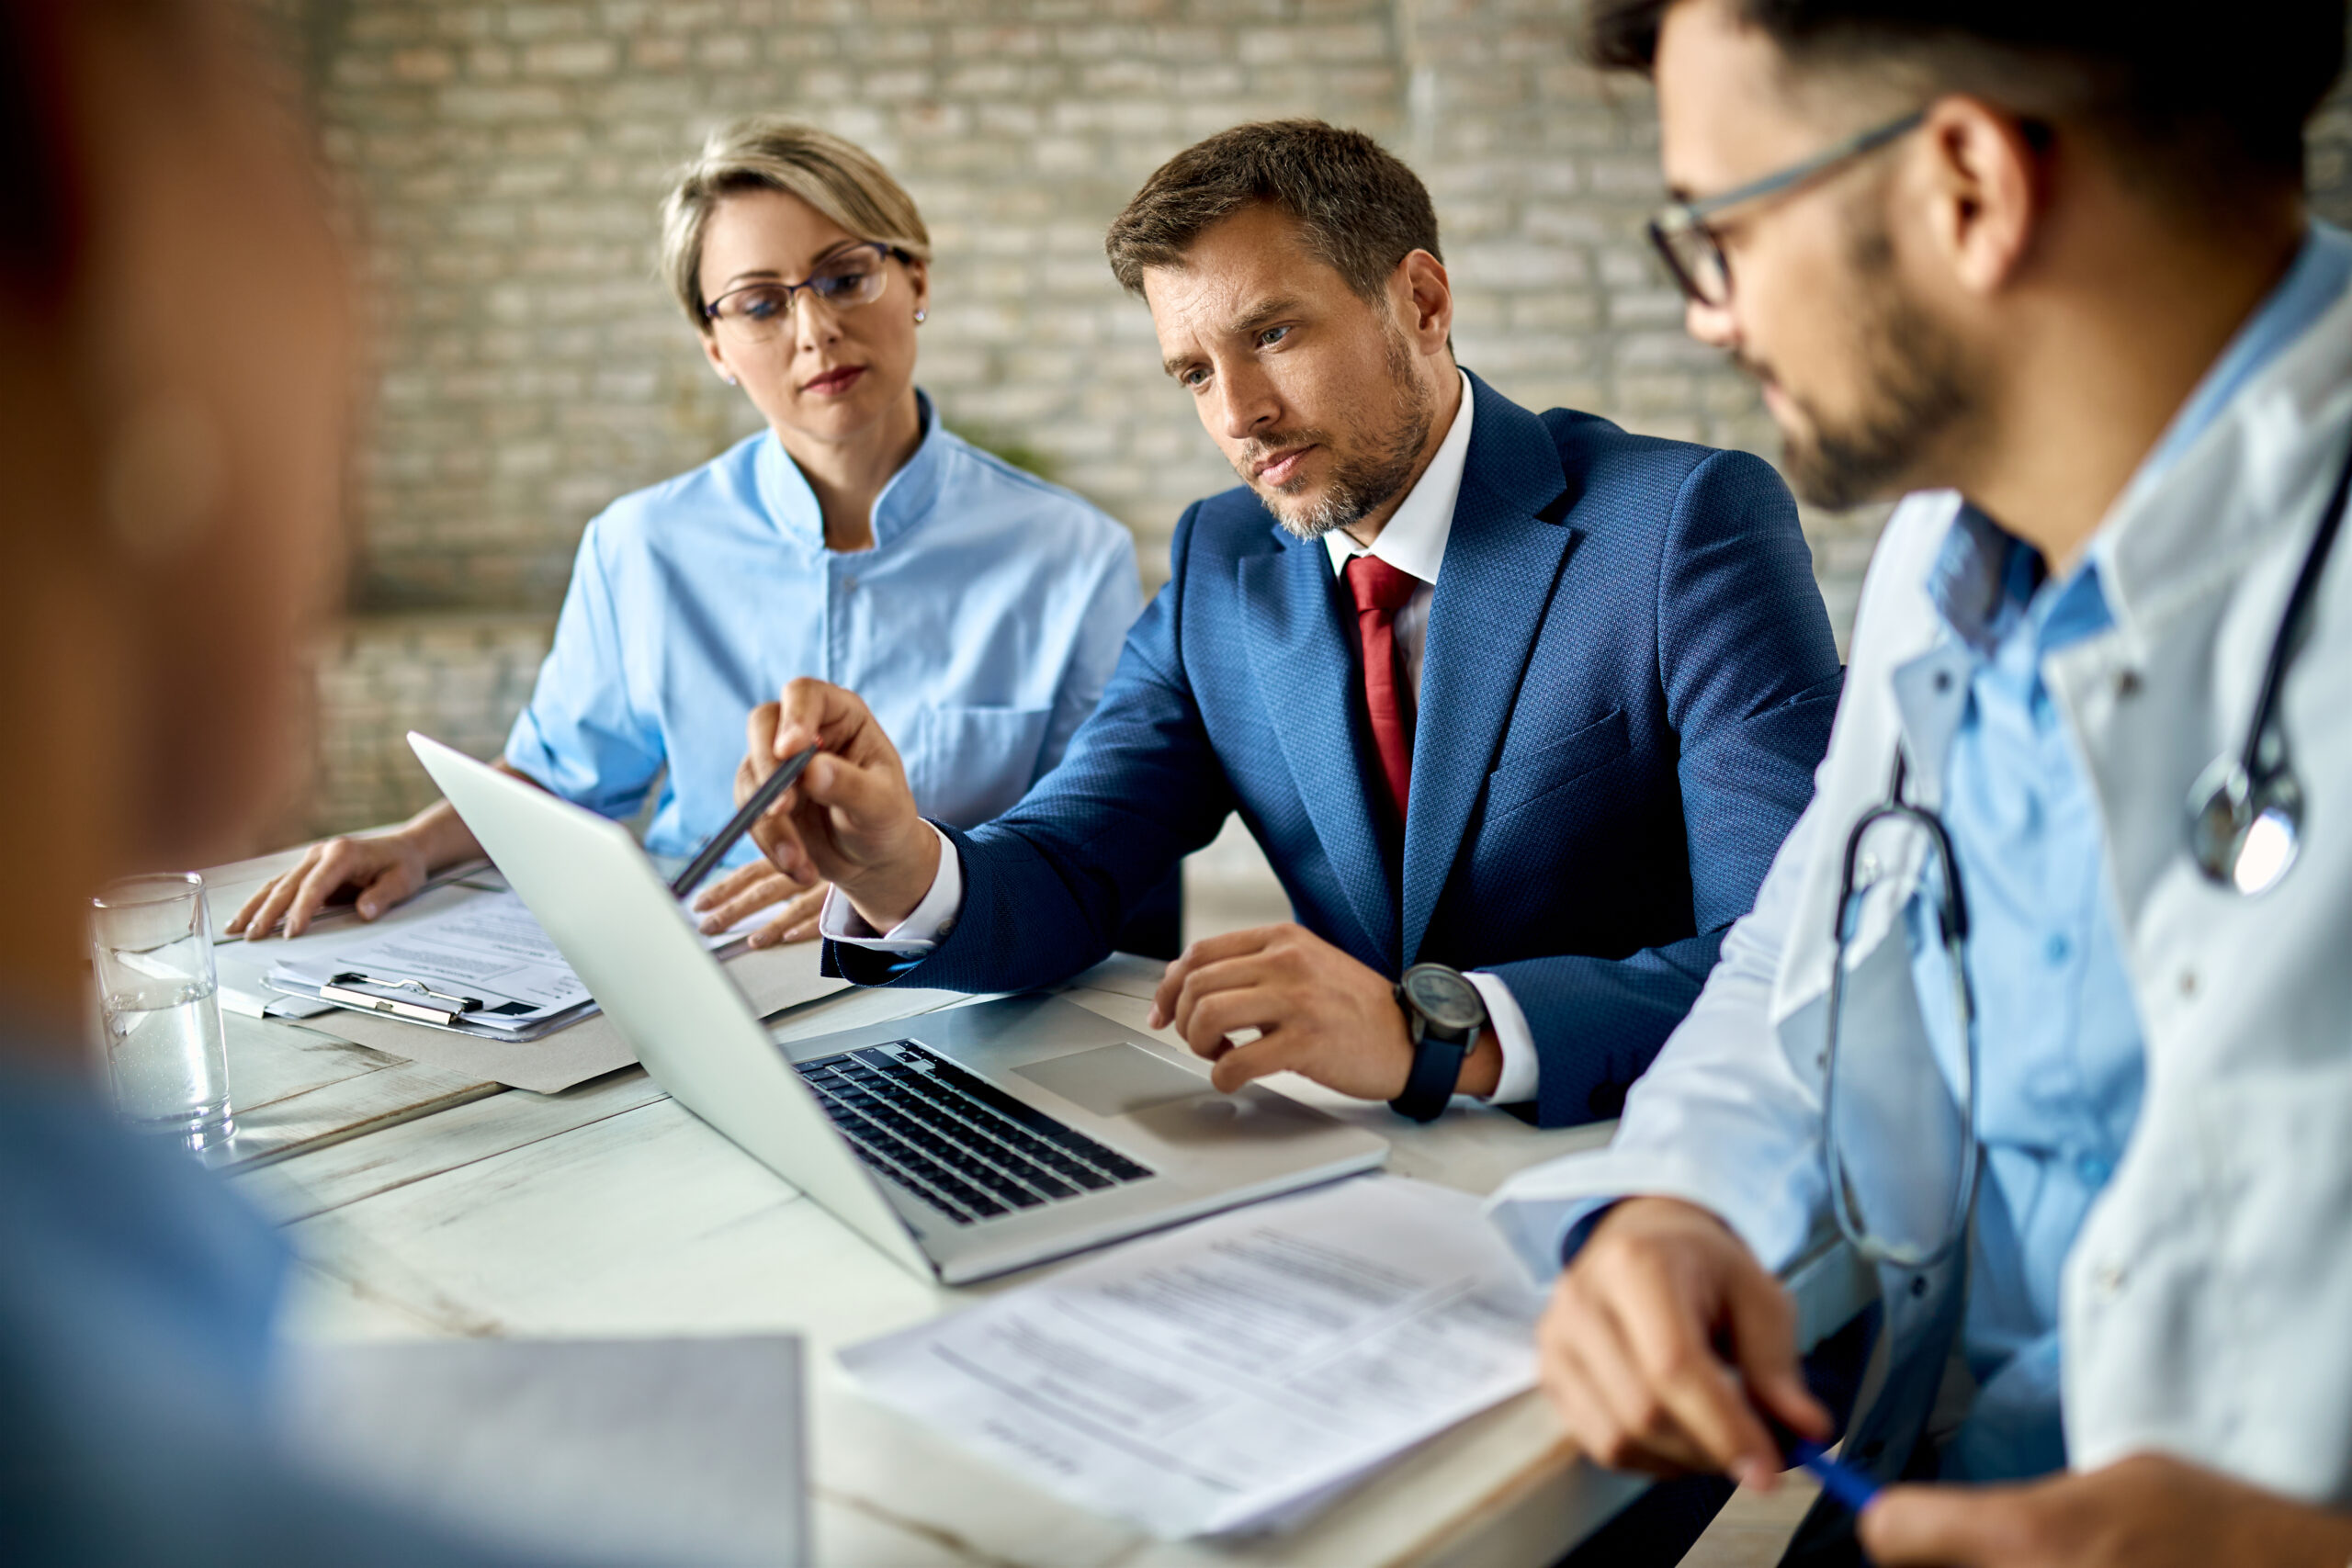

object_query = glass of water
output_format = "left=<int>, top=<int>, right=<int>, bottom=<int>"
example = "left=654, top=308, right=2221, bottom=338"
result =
left=90, top=873, right=234, bottom=1154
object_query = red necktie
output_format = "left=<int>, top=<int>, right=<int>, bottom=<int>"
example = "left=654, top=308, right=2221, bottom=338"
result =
left=1345, top=554, right=1419, bottom=823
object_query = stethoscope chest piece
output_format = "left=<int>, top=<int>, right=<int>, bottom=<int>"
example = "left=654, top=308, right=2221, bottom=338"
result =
left=2188, top=753, right=2303, bottom=897
left=2183, top=430, right=2352, bottom=898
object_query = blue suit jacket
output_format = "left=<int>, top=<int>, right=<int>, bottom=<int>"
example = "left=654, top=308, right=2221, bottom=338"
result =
left=831, top=373, right=1841, bottom=1127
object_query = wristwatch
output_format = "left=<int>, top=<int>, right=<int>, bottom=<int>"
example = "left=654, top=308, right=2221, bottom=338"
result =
left=1389, top=963, right=1488, bottom=1122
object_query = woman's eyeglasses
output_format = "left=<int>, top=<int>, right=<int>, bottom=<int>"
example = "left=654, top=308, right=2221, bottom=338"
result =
left=703, top=242, right=911, bottom=344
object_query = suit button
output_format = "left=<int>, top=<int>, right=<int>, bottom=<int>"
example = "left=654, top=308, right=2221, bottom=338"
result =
left=1908, top=1274, right=1928, bottom=1298
left=2095, top=1261, right=2127, bottom=1299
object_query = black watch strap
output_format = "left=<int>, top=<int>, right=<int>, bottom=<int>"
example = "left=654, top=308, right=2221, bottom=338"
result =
left=1389, top=1030, right=1471, bottom=1123
left=1389, top=964, right=1486, bottom=1123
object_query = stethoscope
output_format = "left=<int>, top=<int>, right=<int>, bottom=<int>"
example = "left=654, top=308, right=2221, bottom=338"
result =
left=2186, top=433, right=2352, bottom=896
left=1824, top=432, right=2352, bottom=1269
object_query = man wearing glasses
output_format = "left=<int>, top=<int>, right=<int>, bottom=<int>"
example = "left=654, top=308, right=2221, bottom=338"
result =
left=1491, top=2, right=2352, bottom=1565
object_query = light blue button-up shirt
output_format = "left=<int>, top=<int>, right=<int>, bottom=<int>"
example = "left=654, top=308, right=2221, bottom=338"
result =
left=505, top=393, right=1141, bottom=863
left=1913, top=221, right=2352, bottom=1482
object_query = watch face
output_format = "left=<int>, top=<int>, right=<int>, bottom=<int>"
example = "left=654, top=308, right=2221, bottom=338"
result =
left=1402, top=965, right=1485, bottom=1032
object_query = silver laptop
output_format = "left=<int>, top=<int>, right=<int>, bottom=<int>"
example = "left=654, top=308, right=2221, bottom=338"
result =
left=411, top=734, right=1387, bottom=1284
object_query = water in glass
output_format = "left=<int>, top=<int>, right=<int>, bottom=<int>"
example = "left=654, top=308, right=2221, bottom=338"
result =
left=91, top=874, right=233, bottom=1153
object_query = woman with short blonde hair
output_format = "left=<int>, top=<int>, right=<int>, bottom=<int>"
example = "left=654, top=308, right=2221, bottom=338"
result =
left=237, top=116, right=1141, bottom=949
left=660, top=117, right=932, bottom=326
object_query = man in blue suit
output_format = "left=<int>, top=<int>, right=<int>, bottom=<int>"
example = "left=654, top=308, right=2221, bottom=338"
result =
left=739, top=121, right=1841, bottom=1128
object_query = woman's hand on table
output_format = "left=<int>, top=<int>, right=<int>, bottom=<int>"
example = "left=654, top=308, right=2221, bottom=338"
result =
left=227, top=829, right=432, bottom=940
left=691, top=861, right=831, bottom=947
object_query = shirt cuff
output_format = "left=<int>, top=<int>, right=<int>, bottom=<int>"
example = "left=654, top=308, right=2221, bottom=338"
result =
left=1487, top=1193, right=1622, bottom=1280
left=816, top=823, right=963, bottom=953
left=1466, top=971, right=1538, bottom=1104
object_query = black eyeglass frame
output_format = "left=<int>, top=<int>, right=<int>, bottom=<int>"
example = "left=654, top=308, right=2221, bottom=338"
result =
left=1821, top=752, right=1981, bottom=1271
left=701, top=240, right=915, bottom=333
left=1646, top=109, right=1927, bottom=308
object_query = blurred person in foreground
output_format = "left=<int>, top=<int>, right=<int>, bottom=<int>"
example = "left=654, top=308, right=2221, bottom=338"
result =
left=729, top=121, right=1843, bottom=1128
left=1485, top=1, right=2352, bottom=1564
left=0, top=2, right=555, bottom=1560
left=231, top=115, right=1142, bottom=952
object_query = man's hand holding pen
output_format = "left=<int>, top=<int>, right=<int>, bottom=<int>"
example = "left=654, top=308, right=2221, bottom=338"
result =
left=737, top=679, right=942, bottom=934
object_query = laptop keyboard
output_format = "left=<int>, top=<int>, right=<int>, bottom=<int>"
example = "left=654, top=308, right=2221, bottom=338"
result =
left=797, top=1041, right=1155, bottom=1226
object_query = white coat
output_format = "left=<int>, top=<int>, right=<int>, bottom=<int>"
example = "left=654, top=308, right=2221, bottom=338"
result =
left=1491, top=283, right=2352, bottom=1499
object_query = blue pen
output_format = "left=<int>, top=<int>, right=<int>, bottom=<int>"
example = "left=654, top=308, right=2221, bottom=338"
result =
left=1788, top=1438, right=1881, bottom=1512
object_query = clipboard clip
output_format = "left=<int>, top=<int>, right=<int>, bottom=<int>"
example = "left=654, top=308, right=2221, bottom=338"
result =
left=320, top=970, right=485, bottom=1027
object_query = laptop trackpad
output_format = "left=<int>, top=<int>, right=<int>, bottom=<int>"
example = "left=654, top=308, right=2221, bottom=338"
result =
left=1013, top=1043, right=1216, bottom=1118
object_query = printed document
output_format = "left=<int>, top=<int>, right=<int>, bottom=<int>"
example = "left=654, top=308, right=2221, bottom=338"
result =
left=839, top=1177, right=1544, bottom=1538
left=266, top=886, right=762, bottom=1033
left=214, top=878, right=491, bottom=1019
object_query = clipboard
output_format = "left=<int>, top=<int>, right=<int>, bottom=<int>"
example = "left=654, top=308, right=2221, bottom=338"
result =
left=271, top=965, right=596, bottom=1041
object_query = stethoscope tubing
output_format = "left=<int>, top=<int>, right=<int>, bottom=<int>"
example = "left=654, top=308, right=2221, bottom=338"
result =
left=1826, top=425, right=2352, bottom=1263
left=2233, top=430, right=2352, bottom=784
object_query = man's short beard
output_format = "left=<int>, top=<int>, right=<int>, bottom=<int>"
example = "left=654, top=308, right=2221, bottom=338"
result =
left=1780, top=220, right=1975, bottom=511
left=1247, top=330, right=1435, bottom=541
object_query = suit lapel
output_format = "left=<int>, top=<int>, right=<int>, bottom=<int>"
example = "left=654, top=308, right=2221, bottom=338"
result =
left=1401, top=378, right=1577, bottom=962
left=1238, top=536, right=1401, bottom=967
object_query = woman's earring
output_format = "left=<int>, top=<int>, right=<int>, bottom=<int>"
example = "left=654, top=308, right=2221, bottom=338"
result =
left=724, top=375, right=739, bottom=387
left=913, top=309, right=926, bottom=323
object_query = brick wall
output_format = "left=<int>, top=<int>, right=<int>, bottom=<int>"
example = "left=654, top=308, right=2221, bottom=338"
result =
left=295, top=0, right=2352, bottom=838
left=313, top=0, right=1920, bottom=614
left=306, top=614, right=555, bottom=831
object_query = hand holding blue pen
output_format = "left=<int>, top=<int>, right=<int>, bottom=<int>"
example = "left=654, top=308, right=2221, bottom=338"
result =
left=1787, top=1437, right=1881, bottom=1513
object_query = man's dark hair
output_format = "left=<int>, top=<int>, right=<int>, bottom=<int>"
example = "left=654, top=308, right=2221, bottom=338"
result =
left=0, top=0, right=74, bottom=304
left=1584, top=0, right=2347, bottom=192
left=1105, top=119, right=1441, bottom=300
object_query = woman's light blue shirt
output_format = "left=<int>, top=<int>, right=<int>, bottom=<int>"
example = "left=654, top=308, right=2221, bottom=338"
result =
left=505, top=393, right=1141, bottom=863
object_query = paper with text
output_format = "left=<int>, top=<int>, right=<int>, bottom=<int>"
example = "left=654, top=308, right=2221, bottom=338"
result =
left=838, top=1176, right=1544, bottom=1538
left=266, top=886, right=763, bottom=1032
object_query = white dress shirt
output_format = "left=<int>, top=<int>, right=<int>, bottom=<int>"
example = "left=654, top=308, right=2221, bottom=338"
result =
left=824, top=370, right=1544, bottom=1107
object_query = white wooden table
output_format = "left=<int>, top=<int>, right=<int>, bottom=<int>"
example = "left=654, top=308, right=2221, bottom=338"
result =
left=217, top=937, right=1668, bottom=1567
left=203, top=840, right=1870, bottom=1566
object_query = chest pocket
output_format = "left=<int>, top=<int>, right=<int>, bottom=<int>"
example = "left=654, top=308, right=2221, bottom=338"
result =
left=1481, top=707, right=1633, bottom=824
left=905, top=704, right=1053, bottom=829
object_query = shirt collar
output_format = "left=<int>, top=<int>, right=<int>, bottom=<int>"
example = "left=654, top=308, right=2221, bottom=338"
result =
left=1322, top=369, right=1475, bottom=586
left=753, top=389, right=943, bottom=553
left=1928, top=504, right=2116, bottom=662
left=2142, top=221, right=2352, bottom=483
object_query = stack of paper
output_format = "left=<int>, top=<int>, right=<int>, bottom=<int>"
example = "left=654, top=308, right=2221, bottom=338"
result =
left=261, top=887, right=765, bottom=1041
left=212, top=875, right=494, bottom=1021
left=839, top=1177, right=1546, bottom=1539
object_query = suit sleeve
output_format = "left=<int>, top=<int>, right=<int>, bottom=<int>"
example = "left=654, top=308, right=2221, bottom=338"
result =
left=1487, top=789, right=1834, bottom=1278
left=826, top=506, right=1238, bottom=991
left=1495, top=447, right=1842, bottom=1129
